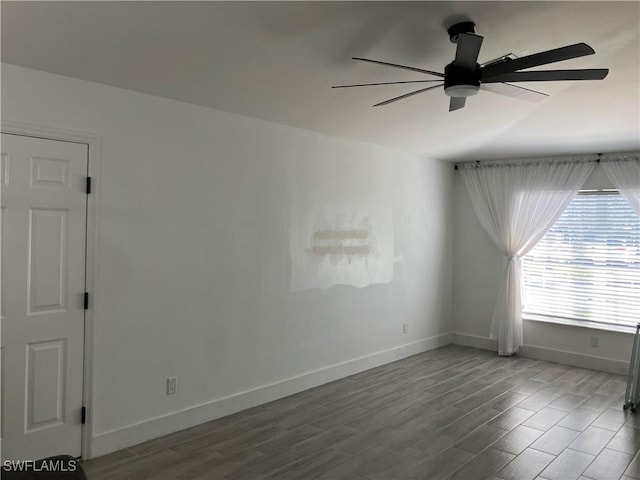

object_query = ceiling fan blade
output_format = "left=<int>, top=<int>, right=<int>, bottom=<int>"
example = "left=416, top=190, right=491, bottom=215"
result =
left=481, top=43, right=596, bottom=79
left=373, top=84, right=443, bottom=107
left=480, top=83, right=548, bottom=102
left=449, top=97, right=466, bottom=112
left=353, top=57, right=445, bottom=78
left=483, top=69, right=609, bottom=83
left=332, top=80, right=443, bottom=89
left=453, top=33, right=483, bottom=70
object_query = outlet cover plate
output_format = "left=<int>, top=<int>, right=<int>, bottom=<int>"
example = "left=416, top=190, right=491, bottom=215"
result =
left=167, top=376, right=178, bottom=395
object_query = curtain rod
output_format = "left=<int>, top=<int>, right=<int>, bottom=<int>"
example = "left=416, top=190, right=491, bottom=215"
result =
left=453, top=152, right=639, bottom=170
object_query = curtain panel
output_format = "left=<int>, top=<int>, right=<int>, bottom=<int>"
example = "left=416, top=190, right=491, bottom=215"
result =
left=601, top=154, right=640, bottom=214
left=460, top=159, right=595, bottom=356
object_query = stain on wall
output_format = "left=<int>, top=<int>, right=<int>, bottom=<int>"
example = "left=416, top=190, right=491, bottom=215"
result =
left=290, top=209, right=393, bottom=291
left=312, top=229, right=370, bottom=256
left=312, top=245, right=370, bottom=255
left=314, top=230, right=368, bottom=240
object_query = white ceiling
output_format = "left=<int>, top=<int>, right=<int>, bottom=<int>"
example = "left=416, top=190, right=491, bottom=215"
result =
left=2, top=1, right=639, bottom=161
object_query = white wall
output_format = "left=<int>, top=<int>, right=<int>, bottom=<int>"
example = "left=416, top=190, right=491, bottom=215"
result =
left=452, top=166, right=634, bottom=373
left=1, top=64, right=454, bottom=456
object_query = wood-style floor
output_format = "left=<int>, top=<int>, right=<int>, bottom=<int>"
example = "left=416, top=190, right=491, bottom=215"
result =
left=82, top=345, right=638, bottom=480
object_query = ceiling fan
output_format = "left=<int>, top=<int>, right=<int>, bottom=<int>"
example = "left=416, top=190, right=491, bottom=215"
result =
left=332, top=21, right=609, bottom=112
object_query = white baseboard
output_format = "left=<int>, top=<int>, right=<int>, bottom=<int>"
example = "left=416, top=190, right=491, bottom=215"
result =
left=451, top=332, right=498, bottom=351
left=519, top=344, right=629, bottom=375
left=451, top=332, right=629, bottom=375
left=90, top=333, right=451, bottom=458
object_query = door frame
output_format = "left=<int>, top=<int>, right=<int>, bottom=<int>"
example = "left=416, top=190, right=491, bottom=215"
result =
left=1, top=120, right=101, bottom=459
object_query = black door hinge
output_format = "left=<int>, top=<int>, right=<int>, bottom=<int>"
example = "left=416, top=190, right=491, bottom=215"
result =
left=86, top=176, right=92, bottom=194
left=84, top=292, right=89, bottom=310
left=81, top=407, right=86, bottom=425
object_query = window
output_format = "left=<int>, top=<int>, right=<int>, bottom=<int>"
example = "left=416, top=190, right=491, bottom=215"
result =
left=523, top=192, right=640, bottom=328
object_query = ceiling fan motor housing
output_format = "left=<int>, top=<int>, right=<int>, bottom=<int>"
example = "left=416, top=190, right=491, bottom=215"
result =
left=444, top=63, right=480, bottom=97
left=447, top=21, right=476, bottom=43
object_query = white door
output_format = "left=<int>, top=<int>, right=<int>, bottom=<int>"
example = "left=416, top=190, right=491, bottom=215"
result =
left=1, top=133, right=88, bottom=460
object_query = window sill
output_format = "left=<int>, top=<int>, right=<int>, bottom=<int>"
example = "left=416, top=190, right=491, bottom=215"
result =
left=523, top=314, right=637, bottom=335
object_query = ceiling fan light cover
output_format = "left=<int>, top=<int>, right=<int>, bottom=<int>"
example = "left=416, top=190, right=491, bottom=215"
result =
left=444, top=84, right=480, bottom=97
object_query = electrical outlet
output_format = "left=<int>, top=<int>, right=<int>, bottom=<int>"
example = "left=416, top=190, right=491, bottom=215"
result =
left=167, top=376, right=178, bottom=395
left=402, top=323, right=408, bottom=334
left=591, top=336, right=599, bottom=348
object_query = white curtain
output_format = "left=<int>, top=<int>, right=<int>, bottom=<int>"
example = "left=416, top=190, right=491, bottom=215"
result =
left=601, top=155, right=640, bottom=214
left=461, top=160, right=595, bottom=356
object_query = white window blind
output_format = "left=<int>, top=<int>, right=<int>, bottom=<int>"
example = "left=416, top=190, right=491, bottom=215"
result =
left=523, top=192, right=640, bottom=328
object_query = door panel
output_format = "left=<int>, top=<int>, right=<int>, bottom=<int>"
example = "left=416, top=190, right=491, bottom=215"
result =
left=29, top=208, right=68, bottom=314
left=1, top=154, right=7, bottom=185
left=1, top=133, right=87, bottom=460
left=26, top=339, right=67, bottom=432
left=31, top=156, right=72, bottom=189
